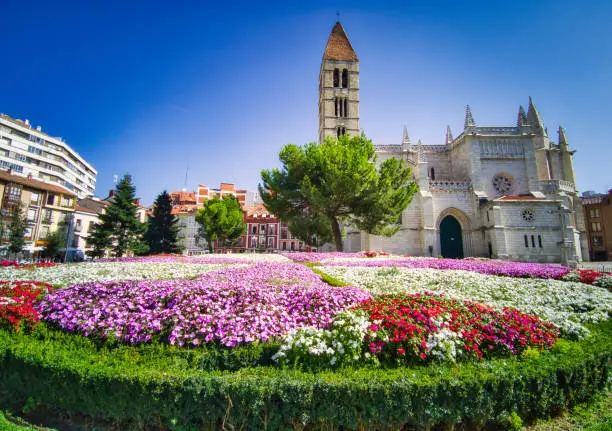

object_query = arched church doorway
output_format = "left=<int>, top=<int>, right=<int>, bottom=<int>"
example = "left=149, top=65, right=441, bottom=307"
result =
left=440, top=215, right=463, bottom=259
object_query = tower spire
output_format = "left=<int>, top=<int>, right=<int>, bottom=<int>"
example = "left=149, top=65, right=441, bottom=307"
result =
left=464, top=105, right=475, bottom=129
left=402, top=126, right=410, bottom=144
left=445, top=125, right=453, bottom=144
left=322, top=22, right=358, bottom=61
left=526, top=96, right=546, bottom=135
left=517, top=105, right=527, bottom=127
left=558, top=126, right=569, bottom=150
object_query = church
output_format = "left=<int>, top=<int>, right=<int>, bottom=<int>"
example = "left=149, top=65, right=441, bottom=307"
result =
left=318, top=22, right=587, bottom=266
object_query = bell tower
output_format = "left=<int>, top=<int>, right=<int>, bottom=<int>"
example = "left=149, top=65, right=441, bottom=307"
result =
left=318, top=22, right=360, bottom=144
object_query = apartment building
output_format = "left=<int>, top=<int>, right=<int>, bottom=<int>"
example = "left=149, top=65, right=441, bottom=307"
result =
left=196, top=183, right=246, bottom=207
left=0, top=169, right=77, bottom=257
left=0, top=113, right=97, bottom=199
left=582, top=190, right=612, bottom=261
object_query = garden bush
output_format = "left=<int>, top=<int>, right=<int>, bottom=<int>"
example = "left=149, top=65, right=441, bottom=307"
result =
left=0, top=320, right=610, bottom=430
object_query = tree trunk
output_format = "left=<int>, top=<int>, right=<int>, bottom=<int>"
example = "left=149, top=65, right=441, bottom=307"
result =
left=331, top=216, right=343, bottom=252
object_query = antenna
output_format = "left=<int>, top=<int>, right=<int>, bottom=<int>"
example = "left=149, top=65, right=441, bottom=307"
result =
left=184, top=161, right=189, bottom=189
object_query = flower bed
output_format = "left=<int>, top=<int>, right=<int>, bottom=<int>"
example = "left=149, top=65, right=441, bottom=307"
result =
left=281, top=251, right=364, bottom=262
left=0, top=260, right=58, bottom=269
left=97, top=253, right=290, bottom=264
left=36, top=263, right=371, bottom=346
left=273, top=292, right=559, bottom=369
left=0, top=262, right=237, bottom=287
left=0, top=281, right=52, bottom=332
left=320, top=266, right=612, bottom=338
left=559, top=268, right=612, bottom=288
left=323, top=257, right=570, bottom=279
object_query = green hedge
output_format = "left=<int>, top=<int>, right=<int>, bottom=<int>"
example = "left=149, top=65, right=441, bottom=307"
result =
left=1, top=321, right=611, bottom=430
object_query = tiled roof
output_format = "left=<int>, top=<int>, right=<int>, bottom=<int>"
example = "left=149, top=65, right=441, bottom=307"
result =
left=172, top=204, right=199, bottom=215
left=76, top=197, right=108, bottom=214
left=75, top=205, right=99, bottom=214
left=0, top=169, right=76, bottom=196
left=323, top=22, right=358, bottom=61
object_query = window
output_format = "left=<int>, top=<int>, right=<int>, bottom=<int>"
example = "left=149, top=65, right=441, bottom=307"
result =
left=39, top=225, right=49, bottom=239
left=334, top=98, right=348, bottom=118
left=591, top=222, right=602, bottom=232
left=282, top=242, right=287, bottom=250
left=531, top=235, right=536, bottom=248
left=333, top=68, right=339, bottom=87
left=524, top=235, right=529, bottom=248
left=590, top=208, right=600, bottom=218
left=538, top=235, right=542, bottom=248
left=251, top=225, right=257, bottom=234
left=593, top=236, right=603, bottom=247
left=88, top=222, right=95, bottom=233
left=344, top=99, right=348, bottom=117
left=42, top=209, right=52, bottom=224
left=61, top=196, right=73, bottom=207
left=24, top=227, right=32, bottom=239
left=492, top=174, right=513, bottom=196
left=341, top=69, right=348, bottom=88
left=46, top=194, right=55, bottom=205
left=6, top=185, right=22, bottom=202
left=267, top=237, right=274, bottom=248
left=30, top=192, right=40, bottom=205
left=430, top=167, right=435, bottom=180
left=336, top=126, right=346, bottom=138
left=268, top=225, right=275, bottom=235
left=26, top=208, right=36, bottom=222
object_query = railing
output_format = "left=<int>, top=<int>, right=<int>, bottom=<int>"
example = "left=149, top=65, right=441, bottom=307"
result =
left=540, top=180, right=576, bottom=193
left=429, top=180, right=472, bottom=191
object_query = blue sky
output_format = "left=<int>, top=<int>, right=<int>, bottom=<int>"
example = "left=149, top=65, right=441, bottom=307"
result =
left=1, top=0, right=611, bottom=205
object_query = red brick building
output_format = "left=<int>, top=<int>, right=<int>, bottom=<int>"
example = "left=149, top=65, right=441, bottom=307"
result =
left=582, top=190, right=612, bottom=261
left=196, top=183, right=246, bottom=207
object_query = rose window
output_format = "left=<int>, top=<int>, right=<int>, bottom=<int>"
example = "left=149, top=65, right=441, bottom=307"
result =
left=492, top=174, right=513, bottom=195
left=521, top=208, right=535, bottom=222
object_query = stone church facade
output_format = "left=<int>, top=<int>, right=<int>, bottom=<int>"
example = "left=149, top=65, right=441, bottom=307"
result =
left=319, top=22, right=587, bottom=265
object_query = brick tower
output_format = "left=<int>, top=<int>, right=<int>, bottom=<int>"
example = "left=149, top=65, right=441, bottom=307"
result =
left=318, top=22, right=360, bottom=144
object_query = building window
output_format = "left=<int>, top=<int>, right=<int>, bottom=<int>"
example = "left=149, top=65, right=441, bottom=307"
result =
left=590, top=208, right=600, bottom=218
left=531, top=235, right=536, bottom=248
left=252, top=225, right=257, bottom=234
left=336, top=126, right=346, bottom=138
left=46, top=194, right=55, bottom=206
left=333, top=68, right=339, bottom=87
left=593, top=236, right=603, bottom=247
left=538, top=235, right=542, bottom=248
left=39, top=225, right=49, bottom=239
left=341, top=69, right=348, bottom=88
left=591, top=222, right=602, bottom=232
left=269, top=225, right=275, bottom=235
left=524, top=235, right=529, bottom=248
left=42, top=209, right=53, bottom=224
left=6, top=185, right=21, bottom=202
left=430, top=167, right=435, bottom=180
left=492, top=174, right=514, bottom=196
left=26, top=208, right=36, bottom=222
left=30, top=192, right=40, bottom=205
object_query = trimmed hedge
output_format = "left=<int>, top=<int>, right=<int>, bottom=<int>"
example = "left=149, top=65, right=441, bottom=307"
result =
left=0, top=321, right=611, bottom=430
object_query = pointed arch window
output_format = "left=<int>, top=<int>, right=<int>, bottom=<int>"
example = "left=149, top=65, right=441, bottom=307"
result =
left=430, top=167, right=435, bottom=180
left=341, top=69, right=348, bottom=88
left=333, top=69, right=340, bottom=87
left=344, top=98, right=348, bottom=118
left=335, top=98, right=349, bottom=118
left=337, top=126, right=346, bottom=138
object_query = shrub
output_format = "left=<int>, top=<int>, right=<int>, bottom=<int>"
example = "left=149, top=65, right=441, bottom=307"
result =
left=0, top=320, right=610, bottom=429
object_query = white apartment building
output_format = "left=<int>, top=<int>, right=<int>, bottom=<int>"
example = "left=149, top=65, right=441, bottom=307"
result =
left=0, top=113, right=97, bottom=198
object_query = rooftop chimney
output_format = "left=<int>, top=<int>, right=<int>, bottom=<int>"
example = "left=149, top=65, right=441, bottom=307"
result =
left=25, top=119, right=30, bottom=127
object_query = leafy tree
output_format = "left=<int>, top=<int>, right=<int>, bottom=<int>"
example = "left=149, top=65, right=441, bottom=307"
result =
left=41, top=220, right=69, bottom=260
left=145, top=190, right=180, bottom=254
left=7, top=201, right=27, bottom=259
left=260, top=134, right=419, bottom=251
left=88, top=174, right=146, bottom=257
left=195, top=195, right=246, bottom=253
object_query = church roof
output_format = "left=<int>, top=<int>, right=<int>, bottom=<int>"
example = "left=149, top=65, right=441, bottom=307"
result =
left=323, top=22, right=358, bottom=61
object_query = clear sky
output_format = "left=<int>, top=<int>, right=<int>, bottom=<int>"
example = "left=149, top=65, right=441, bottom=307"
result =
left=1, top=0, right=611, bottom=205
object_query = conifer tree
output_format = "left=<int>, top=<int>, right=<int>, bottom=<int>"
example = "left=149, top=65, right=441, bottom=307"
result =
left=7, top=201, right=26, bottom=259
left=260, top=134, right=419, bottom=251
left=145, top=190, right=180, bottom=254
left=88, top=174, right=146, bottom=257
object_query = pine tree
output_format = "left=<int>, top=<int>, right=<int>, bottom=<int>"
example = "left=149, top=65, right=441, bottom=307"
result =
left=88, top=174, right=146, bottom=257
left=7, top=201, right=26, bottom=259
left=260, top=134, right=419, bottom=251
left=145, top=190, right=180, bottom=254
